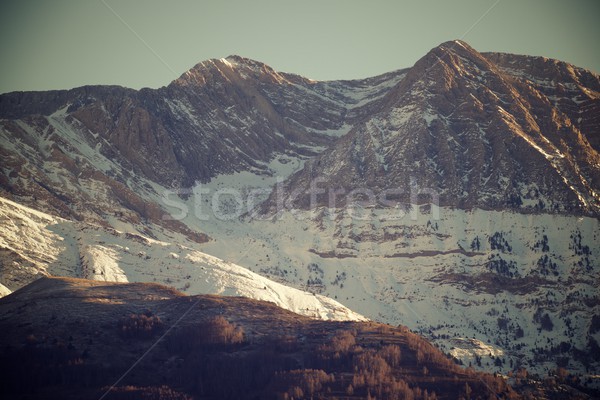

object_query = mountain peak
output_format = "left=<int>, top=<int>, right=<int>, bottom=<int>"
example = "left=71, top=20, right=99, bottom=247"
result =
left=2, top=41, right=600, bottom=393
left=425, top=39, right=484, bottom=64
left=222, top=55, right=274, bottom=74
left=224, top=54, right=261, bottom=65
left=268, top=39, right=600, bottom=216
left=435, top=39, right=472, bottom=50
left=173, top=55, right=281, bottom=88
left=401, top=39, right=496, bottom=86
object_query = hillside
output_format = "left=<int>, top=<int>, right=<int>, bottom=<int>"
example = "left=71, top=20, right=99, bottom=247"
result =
left=0, top=196, right=363, bottom=321
left=0, top=277, right=524, bottom=399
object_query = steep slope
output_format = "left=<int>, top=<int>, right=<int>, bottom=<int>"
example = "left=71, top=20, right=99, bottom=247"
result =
left=0, top=277, right=523, bottom=399
left=0, top=99, right=207, bottom=242
left=0, top=196, right=363, bottom=321
left=266, top=40, right=599, bottom=215
left=484, top=51, right=600, bottom=153
left=194, top=201, right=600, bottom=379
left=0, top=56, right=404, bottom=243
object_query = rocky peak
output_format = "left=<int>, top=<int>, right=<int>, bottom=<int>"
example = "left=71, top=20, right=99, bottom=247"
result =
left=412, top=40, right=494, bottom=78
left=264, top=41, right=600, bottom=216
left=0, top=51, right=404, bottom=230
left=172, top=55, right=292, bottom=90
left=223, top=54, right=272, bottom=73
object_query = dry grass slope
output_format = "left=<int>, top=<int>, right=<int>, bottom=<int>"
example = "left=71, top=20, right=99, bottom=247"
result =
left=0, top=277, right=538, bottom=399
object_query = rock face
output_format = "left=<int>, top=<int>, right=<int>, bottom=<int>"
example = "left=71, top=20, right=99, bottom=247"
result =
left=0, top=56, right=404, bottom=229
left=0, top=57, right=406, bottom=186
left=3, top=42, right=597, bottom=225
left=266, top=41, right=600, bottom=216
left=484, top=51, right=600, bottom=152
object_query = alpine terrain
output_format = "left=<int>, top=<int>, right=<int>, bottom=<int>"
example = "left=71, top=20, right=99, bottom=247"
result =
left=1, top=40, right=598, bottom=397
left=0, top=276, right=522, bottom=399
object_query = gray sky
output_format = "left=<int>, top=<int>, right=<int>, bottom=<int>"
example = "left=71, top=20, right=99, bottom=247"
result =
left=1, top=0, right=599, bottom=94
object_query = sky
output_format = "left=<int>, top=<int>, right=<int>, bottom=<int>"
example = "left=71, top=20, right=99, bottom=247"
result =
left=0, top=0, right=599, bottom=94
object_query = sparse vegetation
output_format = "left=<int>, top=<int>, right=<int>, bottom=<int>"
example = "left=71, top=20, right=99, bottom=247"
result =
left=489, top=231, right=512, bottom=253
left=486, top=255, right=519, bottom=278
left=470, top=236, right=481, bottom=251
left=0, top=278, right=524, bottom=400
left=533, top=308, right=554, bottom=332
left=118, top=310, right=164, bottom=339
left=589, top=315, right=600, bottom=335
left=100, top=385, right=193, bottom=400
left=167, top=315, right=245, bottom=352
left=536, top=255, right=558, bottom=276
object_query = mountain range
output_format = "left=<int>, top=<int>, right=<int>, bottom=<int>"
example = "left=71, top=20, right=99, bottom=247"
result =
left=1, top=40, right=599, bottom=397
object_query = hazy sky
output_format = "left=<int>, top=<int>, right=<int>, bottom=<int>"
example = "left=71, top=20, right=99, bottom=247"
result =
left=1, top=0, right=598, bottom=94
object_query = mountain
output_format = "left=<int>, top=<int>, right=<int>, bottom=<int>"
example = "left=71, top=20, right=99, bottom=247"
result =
left=186, top=42, right=599, bottom=382
left=0, top=55, right=405, bottom=245
left=264, top=40, right=599, bottom=215
left=0, top=277, right=522, bottom=399
left=226, top=42, right=598, bottom=382
left=1, top=40, right=599, bottom=392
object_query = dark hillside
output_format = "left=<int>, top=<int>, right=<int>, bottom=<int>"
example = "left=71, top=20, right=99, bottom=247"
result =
left=0, top=277, right=519, bottom=399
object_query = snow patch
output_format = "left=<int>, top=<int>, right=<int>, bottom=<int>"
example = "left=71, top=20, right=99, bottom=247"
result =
left=81, top=245, right=128, bottom=282
left=0, top=283, right=11, bottom=298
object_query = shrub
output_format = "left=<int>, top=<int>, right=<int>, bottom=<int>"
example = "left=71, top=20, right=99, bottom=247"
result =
left=118, top=311, right=164, bottom=339
left=167, top=316, right=244, bottom=353
left=379, top=344, right=401, bottom=368
left=540, top=313, right=554, bottom=331
left=202, top=316, right=244, bottom=345
left=102, top=385, right=192, bottom=399
left=282, top=369, right=333, bottom=397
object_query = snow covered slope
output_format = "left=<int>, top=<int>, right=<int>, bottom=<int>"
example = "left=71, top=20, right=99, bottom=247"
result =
left=144, top=155, right=600, bottom=377
left=0, top=196, right=364, bottom=321
left=189, top=201, right=599, bottom=378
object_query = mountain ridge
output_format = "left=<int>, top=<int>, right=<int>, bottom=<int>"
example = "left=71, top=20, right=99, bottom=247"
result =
left=263, top=40, right=599, bottom=216
left=1, top=40, right=599, bottom=389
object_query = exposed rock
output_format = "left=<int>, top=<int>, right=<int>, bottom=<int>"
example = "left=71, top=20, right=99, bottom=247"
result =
left=266, top=40, right=600, bottom=216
